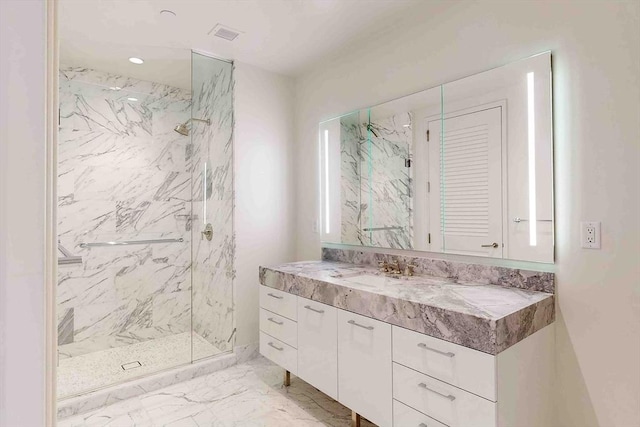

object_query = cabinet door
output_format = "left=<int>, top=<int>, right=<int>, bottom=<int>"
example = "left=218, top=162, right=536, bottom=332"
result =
left=297, top=297, right=338, bottom=399
left=338, top=310, right=392, bottom=427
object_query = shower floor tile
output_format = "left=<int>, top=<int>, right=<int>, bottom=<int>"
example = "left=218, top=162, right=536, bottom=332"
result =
left=58, top=356, right=376, bottom=427
left=58, top=332, right=220, bottom=399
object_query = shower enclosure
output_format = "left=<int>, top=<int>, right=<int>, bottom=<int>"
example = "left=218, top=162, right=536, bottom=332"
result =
left=56, top=50, right=234, bottom=399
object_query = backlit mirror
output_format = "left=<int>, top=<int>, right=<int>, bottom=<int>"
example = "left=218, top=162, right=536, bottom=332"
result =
left=319, top=52, right=554, bottom=263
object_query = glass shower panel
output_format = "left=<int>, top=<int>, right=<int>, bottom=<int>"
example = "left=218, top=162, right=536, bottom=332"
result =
left=361, top=106, right=414, bottom=249
left=190, top=52, right=235, bottom=361
left=56, top=47, right=194, bottom=398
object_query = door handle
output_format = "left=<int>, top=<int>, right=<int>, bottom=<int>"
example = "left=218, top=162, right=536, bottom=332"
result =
left=347, top=319, right=374, bottom=330
left=304, top=305, right=325, bottom=314
left=481, top=242, right=499, bottom=248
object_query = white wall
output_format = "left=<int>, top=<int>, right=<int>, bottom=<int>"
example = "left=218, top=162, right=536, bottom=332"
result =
left=293, top=1, right=640, bottom=426
left=0, top=1, right=48, bottom=426
left=234, top=62, right=296, bottom=348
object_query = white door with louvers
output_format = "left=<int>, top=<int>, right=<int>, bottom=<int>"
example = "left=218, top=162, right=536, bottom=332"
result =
left=428, top=107, right=503, bottom=257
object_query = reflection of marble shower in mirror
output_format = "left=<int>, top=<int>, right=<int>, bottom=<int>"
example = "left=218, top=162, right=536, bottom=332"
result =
left=320, top=52, right=554, bottom=263
left=174, top=117, right=211, bottom=136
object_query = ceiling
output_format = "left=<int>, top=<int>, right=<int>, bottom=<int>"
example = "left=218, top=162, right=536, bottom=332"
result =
left=59, top=0, right=430, bottom=89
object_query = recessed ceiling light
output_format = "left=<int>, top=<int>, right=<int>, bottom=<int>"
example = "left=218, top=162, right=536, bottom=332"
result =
left=160, top=9, right=176, bottom=17
left=109, top=86, right=121, bottom=91
left=127, top=97, right=138, bottom=102
left=129, top=57, right=144, bottom=65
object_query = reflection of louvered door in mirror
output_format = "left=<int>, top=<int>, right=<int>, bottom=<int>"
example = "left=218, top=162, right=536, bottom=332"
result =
left=428, top=107, right=503, bottom=257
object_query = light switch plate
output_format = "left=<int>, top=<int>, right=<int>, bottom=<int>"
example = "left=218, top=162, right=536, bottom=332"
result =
left=580, top=221, right=601, bottom=249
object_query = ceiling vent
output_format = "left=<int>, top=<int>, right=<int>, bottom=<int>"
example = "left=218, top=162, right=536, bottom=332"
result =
left=209, top=24, right=241, bottom=41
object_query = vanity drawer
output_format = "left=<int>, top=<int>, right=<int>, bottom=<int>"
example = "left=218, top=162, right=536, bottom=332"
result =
left=259, top=331, right=297, bottom=375
left=393, top=363, right=496, bottom=427
left=259, top=286, right=297, bottom=321
left=393, top=400, right=448, bottom=427
left=392, top=325, right=496, bottom=401
left=259, top=309, right=297, bottom=348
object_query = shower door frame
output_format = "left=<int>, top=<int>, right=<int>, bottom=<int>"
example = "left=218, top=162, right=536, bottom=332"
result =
left=45, top=0, right=60, bottom=425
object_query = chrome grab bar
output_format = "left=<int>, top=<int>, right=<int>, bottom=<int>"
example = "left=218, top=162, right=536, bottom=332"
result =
left=347, top=319, right=374, bottom=330
left=417, top=343, right=455, bottom=357
left=362, top=226, right=404, bottom=232
left=79, top=238, right=184, bottom=248
left=418, top=382, right=456, bottom=401
left=58, top=243, right=82, bottom=265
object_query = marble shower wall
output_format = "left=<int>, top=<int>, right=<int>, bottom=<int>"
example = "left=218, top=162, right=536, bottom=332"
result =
left=57, top=67, right=193, bottom=358
left=339, top=112, right=413, bottom=249
left=190, top=54, right=235, bottom=356
left=339, top=113, right=364, bottom=246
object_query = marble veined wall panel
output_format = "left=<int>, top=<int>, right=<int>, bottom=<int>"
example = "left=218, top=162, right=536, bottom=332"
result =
left=340, top=114, right=364, bottom=246
left=57, top=67, right=193, bottom=358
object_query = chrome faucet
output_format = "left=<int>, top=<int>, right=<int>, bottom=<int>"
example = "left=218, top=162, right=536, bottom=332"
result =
left=404, top=263, right=418, bottom=276
left=390, top=260, right=402, bottom=275
left=378, top=261, right=390, bottom=273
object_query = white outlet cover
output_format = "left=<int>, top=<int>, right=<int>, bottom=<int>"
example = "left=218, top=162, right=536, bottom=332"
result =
left=580, top=221, right=601, bottom=249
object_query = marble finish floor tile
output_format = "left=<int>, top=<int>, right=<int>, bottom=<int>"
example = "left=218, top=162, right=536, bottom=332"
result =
left=58, top=356, right=376, bottom=427
left=58, top=333, right=221, bottom=399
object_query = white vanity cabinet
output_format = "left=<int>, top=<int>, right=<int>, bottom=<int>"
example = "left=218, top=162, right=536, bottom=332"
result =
left=259, top=285, right=554, bottom=427
left=337, top=310, right=393, bottom=427
left=297, top=297, right=338, bottom=400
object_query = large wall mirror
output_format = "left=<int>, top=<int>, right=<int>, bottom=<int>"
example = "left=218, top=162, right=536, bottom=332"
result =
left=319, top=52, right=553, bottom=263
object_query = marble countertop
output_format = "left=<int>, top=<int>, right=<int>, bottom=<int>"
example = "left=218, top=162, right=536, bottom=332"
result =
left=259, top=260, right=555, bottom=355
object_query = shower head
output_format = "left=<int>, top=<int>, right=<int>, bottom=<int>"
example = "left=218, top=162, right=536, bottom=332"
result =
left=173, top=118, right=211, bottom=136
left=174, top=122, right=190, bottom=136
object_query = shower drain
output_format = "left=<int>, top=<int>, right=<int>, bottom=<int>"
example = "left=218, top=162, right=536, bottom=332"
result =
left=121, top=361, right=142, bottom=371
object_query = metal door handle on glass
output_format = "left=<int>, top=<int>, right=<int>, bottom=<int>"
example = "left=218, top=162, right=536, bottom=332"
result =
left=481, top=242, right=499, bottom=248
left=202, top=223, right=213, bottom=241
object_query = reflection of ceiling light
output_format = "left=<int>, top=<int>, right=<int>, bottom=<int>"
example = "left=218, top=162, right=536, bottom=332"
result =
left=109, top=86, right=121, bottom=91
left=127, top=97, right=138, bottom=102
left=403, top=124, right=411, bottom=128
left=160, top=9, right=176, bottom=17
left=128, top=57, right=144, bottom=65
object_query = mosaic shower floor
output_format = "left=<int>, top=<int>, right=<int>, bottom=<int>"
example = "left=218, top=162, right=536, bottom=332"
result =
left=58, top=332, right=221, bottom=399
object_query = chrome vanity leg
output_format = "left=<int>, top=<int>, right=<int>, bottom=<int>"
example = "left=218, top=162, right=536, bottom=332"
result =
left=351, top=411, right=361, bottom=427
left=284, top=370, right=291, bottom=387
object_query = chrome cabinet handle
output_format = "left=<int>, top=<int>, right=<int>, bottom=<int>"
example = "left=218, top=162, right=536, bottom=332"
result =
left=419, top=424, right=429, bottom=427
left=417, top=343, right=455, bottom=357
left=267, top=317, right=283, bottom=325
left=268, top=342, right=284, bottom=351
left=267, top=293, right=283, bottom=300
left=304, top=305, right=325, bottom=314
left=481, top=242, right=499, bottom=248
left=347, top=319, right=374, bottom=330
left=418, top=382, right=456, bottom=401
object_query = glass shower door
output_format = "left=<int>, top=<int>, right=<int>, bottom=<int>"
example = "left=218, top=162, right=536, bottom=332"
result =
left=360, top=108, right=414, bottom=249
left=189, top=52, right=235, bottom=361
